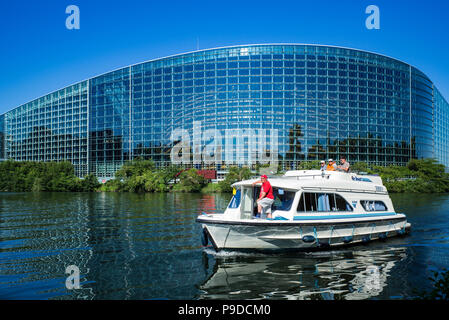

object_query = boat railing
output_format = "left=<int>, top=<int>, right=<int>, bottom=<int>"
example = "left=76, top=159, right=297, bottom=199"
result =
left=252, top=171, right=381, bottom=182
left=301, top=186, right=388, bottom=194
left=282, top=173, right=331, bottom=180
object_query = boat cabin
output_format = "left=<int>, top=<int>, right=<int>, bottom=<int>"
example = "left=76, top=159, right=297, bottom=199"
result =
left=226, top=170, right=394, bottom=221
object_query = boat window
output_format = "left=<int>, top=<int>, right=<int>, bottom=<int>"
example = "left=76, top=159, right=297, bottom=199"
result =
left=305, top=193, right=317, bottom=211
left=297, top=192, right=318, bottom=212
left=361, top=200, right=388, bottom=211
left=297, top=193, right=306, bottom=212
left=317, top=193, right=331, bottom=211
left=228, top=189, right=241, bottom=208
left=297, top=192, right=353, bottom=212
left=335, top=194, right=353, bottom=211
left=272, top=188, right=296, bottom=211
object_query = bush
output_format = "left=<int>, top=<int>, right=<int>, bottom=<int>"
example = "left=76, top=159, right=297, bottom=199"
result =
left=350, top=162, right=373, bottom=174
left=201, top=183, right=222, bottom=193
left=352, top=159, right=449, bottom=193
left=2, top=158, right=447, bottom=194
left=99, top=179, right=124, bottom=192
left=218, top=166, right=253, bottom=193
left=172, top=169, right=207, bottom=193
left=109, top=160, right=181, bottom=193
left=0, top=160, right=100, bottom=192
left=296, top=160, right=321, bottom=170
left=78, top=174, right=101, bottom=192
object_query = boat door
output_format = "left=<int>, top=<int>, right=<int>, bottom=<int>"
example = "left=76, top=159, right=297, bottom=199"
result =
left=239, top=185, right=261, bottom=219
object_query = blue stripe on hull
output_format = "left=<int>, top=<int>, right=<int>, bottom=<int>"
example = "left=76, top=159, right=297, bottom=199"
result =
left=293, top=212, right=398, bottom=221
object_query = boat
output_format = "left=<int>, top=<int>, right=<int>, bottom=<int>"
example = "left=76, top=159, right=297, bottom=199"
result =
left=196, top=170, right=411, bottom=252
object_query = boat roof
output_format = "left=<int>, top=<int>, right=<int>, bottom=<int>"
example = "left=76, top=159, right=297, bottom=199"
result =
left=232, top=170, right=387, bottom=194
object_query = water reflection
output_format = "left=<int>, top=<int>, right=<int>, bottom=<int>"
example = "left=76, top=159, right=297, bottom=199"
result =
left=198, top=245, right=408, bottom=300
left=1, top=192, right=449, bottom=299
left=0, top=192, right=214, bottom=299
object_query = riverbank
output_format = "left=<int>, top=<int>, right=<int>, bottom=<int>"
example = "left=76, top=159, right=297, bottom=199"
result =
left=0, top=161, right=100, bottom=192
left=98, top=161, right=253, bottom=194
left=1, top=158, right=448, bottom=193
left=350, top=159, right=449, bottom=193
left=201, top=159, right=449, bottom=194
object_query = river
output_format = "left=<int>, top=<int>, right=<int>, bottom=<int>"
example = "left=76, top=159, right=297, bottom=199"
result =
left=0, top=192, right=448, bottom=300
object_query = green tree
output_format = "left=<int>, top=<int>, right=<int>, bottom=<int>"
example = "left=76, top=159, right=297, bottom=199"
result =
left=296, top=160, right=321, bottom=170
left=99, top=179, right=124, bottom=192
left=172, top=169, right=207, bottom=193
left=78, top=174, right=101, bottom=192
left=218, top=166, right=253, bottom=193
left=31, top=177, right=44, bottom=192
left=350, top=162, right=373, bottom=174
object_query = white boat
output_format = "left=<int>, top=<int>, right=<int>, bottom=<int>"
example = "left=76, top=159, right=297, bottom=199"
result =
left=196, top=170, right=411, bottom=252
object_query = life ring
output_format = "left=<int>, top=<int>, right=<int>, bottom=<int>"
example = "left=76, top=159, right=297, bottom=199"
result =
left=201, top=228, right=209, bottom=247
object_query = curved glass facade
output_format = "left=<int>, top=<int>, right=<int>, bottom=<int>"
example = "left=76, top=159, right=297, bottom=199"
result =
left=0, top=114, right=4, bottom=161
left=2, top=82, right=89, bottom=176
left=1, top=44, right=448, bottom=177
left=434, top=87, right=449, bottom=168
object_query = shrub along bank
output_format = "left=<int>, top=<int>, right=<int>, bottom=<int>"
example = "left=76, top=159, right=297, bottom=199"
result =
left=1, top=158, right=447, bottom=193
left=351, top=159, right=449, bottom=193
left=99, top=160, right=253, bottom=193
left=0, top=160, right=100, bottom=192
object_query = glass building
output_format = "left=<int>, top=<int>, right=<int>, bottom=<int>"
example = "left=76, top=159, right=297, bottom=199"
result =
left=1, top=44, right=448, bottom=178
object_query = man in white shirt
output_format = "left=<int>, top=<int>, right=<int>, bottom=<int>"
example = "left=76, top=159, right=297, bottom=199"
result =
left=337, top=157, right=350, bottom=172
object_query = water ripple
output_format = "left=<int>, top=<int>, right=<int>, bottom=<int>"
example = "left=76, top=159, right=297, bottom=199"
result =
left=1, top=192, right=449, bottom=299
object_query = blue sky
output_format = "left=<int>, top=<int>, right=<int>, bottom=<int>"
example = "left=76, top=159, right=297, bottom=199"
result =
left=0, top=0, right=448, bottom=113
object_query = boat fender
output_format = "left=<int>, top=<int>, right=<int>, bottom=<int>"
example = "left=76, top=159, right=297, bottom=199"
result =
left=342, top=236, right=353, bottom=243
left=397, top=229, right=406, bottom=236
left=201, top=228, right=209, bottom=247
left=362, top=235, right=371, bottom=243
left=302, top=235, right=316, bottom=243
left=378, top=232, right=387, bottom=240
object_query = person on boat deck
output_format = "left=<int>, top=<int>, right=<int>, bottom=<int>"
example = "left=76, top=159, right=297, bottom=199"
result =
left=320, top=160, right=326, bottom=171
left=326, top=159, right=337, bottom=171
left=252, top=175, right=275, bottom=219
left=337, top=157, right=350, bottom=172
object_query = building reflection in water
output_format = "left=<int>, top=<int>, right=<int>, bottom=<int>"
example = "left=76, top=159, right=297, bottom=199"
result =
left=0, top=193, right=95, bottom=299
left=2, top=192, right=434, bottom=300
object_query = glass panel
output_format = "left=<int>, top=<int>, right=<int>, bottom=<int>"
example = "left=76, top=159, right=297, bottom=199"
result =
left=241, top=188, right=253, bottom=214
left=335, top=194, right=353, bottom=211
left=228, top=189, right=241, bottom=208
left=304, top=193, right=317, bottom=212
left=297, top=193, right=306, bottom=212
left=272, top=188, right=295, bottom=211
left=317, top=193, right=330, bottom=211
left=361, top=200, right=387, bottom=211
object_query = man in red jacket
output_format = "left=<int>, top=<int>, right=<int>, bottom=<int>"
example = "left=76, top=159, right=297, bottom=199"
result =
left=252, top=175, right=275, bottom=219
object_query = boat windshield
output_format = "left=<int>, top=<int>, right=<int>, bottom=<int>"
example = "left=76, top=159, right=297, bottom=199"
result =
left=228, top=186, right=296, bottom=214
left=228, top=189, right=241, bottom=209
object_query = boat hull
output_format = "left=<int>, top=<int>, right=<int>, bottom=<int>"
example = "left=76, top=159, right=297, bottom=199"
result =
left=197, top=215, right=410, bottom=252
